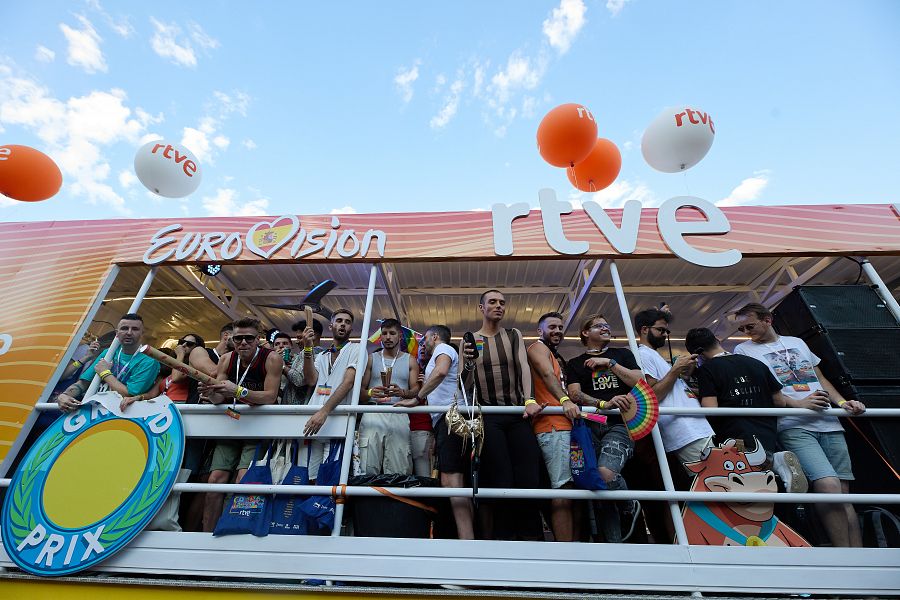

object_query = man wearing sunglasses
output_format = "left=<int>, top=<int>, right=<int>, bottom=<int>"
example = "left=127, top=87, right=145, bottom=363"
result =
left=734, top=303, right=865, bottom=547
left=199, top=316, right=283, bottom=532
left=635, top=308, right=714, bottom=469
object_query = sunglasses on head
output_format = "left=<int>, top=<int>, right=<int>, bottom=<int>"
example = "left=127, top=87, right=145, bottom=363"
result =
left=177, top=338, right=197, bottom=347
left=232, top=334, right=258, bottom=344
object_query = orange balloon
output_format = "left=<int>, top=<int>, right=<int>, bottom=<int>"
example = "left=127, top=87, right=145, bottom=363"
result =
left=536, top=103, right=598, bottom=168
left=566, top=138, right=621, bottom=192
left=0, top=145, right=63, bottom=202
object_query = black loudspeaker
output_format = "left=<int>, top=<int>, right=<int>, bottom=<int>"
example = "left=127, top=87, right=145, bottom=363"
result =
left=844, top=385, right=900, bottom=495
left=773, top=286, right=900, bottom=396
left=773, top=285, right=899, bottom=333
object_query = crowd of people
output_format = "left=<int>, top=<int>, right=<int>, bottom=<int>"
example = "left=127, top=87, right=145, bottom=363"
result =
left=52, top=292, right=868, bottom=546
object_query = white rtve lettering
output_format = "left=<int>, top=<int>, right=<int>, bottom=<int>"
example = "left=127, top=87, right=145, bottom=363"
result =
left=492, top=189, right=741, bottom=268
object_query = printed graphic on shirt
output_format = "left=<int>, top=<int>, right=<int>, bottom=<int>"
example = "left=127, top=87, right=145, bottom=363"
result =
left=763, top=349, right=816, bottom=387
left=728, top=375, right=766, bottom=406
left=591, top=369, right=621, bottom=391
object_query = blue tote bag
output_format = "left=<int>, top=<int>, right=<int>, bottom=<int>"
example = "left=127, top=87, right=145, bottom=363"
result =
left=270, top=442, right=310, bottom=535
left=213, top=443, right=274, bottom=537
left=298, top=441, right=343, bottom=534
left=570, top=419, right=606, bottom=491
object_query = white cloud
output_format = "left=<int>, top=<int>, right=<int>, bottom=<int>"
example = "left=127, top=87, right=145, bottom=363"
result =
left=202, top=188, right=269, bottom=216
left=86, top=0, right=134, bottom=38
left=118, top=168, right=137, bottom=189
left=181, top=91, right=249, bottom=163
left=150, top=18, right=218, bottom=68
left=34, top=46, right=55, bottom=63
left=394, top=60, right=421, bottom=104
left=587, top=179, right=659, bottom=208
left=242, top=138, right=257, bottom=150
left=489, top=53, right=545, bottom=107
left=60, top=15, right=107, bottom=73
left=330, top=205, right=358, bottom=214
left=720, top=170, right=771, bottom=206
left=542, top=0, right=587, bottom=54
left=0, top=68, right=162, bottom=214
left=606, top=0, right=634, bottom=17
left=430, top=77, right=465, bottom=130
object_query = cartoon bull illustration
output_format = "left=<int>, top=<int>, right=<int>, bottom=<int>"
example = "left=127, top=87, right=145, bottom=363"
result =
left=682, top=438, right=810, bottom=547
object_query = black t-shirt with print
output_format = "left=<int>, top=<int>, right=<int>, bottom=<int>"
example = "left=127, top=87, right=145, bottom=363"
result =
left=565, top=347, right=639, bottom=427
left=696, top=353, right=782, bottom=453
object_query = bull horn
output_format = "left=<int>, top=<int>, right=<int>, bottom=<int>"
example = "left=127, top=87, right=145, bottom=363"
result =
left=699, top=437, right=715, bottom=462
left=745, top=436, right=767, bottom=467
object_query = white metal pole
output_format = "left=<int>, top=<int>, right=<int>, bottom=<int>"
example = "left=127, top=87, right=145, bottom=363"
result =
left=859, top=258, right=900, bottom=324
left=608, top=260, right=689, bottom=546
left=83, top=267, right=157, bottom=399
left=331, top=263, right=378, bottom=537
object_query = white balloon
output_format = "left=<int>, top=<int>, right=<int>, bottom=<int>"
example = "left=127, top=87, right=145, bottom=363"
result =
left=134, top=140, right=202, bottom=198
left=641, top=106, right=715, bottom=173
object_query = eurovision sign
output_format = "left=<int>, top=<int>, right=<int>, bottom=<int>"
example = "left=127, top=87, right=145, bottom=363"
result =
left=1, top=392, right=184, bottom=576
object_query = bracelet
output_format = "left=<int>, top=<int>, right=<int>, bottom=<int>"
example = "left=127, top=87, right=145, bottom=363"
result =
left=367, top=388, right=373, bottom=398
left=72, top=360, right=82, bottom=368
left=559, top=395, right=572, bottom=404
left=235, top=385, right=244, bottom=399
left=138, top=394, right=145, bottom=401
left=598, top=400, right=607, bottom=409
left=98, top=369, right=112, bottom=380
left=837, top=399, right=847, bottom=407
left=524, top=399, right=538, bottom=407
left=304, top=346, right=313, bottom=352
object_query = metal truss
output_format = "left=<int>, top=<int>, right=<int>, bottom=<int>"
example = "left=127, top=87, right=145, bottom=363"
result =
left=557, top=258, right=605, bottom=334
left=376, top=263, right=409, bottom=325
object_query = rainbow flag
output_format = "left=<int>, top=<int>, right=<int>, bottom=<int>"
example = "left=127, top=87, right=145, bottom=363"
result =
left=367, top=321, right=422, bottom=357
left=623, top=379, right=659, bottom=441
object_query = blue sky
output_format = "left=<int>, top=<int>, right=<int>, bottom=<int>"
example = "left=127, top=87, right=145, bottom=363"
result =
left=1, top=0, right=898, bottom=222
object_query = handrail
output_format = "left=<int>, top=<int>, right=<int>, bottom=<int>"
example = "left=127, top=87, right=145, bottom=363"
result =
left=0, top=477, right=896, bottom=504
left=31, top=401, right=900, bottom=417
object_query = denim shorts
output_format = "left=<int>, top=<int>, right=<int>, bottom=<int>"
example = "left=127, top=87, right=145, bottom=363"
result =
left=777, top=428, right=854, bottom=481
left=588, top=422, right=634, bottom=475
left=536, top=429, right=573, bottom=489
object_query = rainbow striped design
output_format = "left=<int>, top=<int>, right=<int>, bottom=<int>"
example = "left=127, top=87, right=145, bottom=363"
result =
left=367, top=322, right=422, bottom=357
left=475, top=339, right=484, bottom=354
left=624, top=379, right=659, bottom=441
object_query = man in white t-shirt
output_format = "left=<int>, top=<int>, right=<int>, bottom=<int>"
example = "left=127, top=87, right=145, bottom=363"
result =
left=634, top=308, right=714, bottom=468
left=396, top=324, right=473, bottom=539
left=734, top=303, right=866, bottom=547
left=301, top=309, right=360, bottom=481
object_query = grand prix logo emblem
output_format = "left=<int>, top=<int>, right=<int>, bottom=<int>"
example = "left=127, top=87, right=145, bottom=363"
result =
left=1, top=392, right=184, bottom=576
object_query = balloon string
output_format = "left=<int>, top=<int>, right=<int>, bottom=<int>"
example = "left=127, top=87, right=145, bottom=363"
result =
left=683, top=171, right=692, bottom=196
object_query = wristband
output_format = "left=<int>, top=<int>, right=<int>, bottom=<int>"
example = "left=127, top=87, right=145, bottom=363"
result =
left=598, top=400, right=607, bottom=409
left=559, top=395, right=572, bottom=405
left=304, top=346, right=313, bottom=352
left=235, top=385, right=248, bottom=399
left=138, top=394, right=145, bottom=401
left=72, top=360, right=82, bottom=368
left=837, top=399, right=847, bottom=407
left=367, top=388, right=374, bottom=398
left=99, top=369, right=112, bottom=380
left=524, top=399, right=538, bottom=407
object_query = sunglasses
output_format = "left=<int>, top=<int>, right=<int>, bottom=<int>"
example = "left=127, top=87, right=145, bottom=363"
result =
left=177, top=339, right=198, bottom=347
left=589, top=324, right=611, bottom=332
left=232, top=334, right=258, bottom=344
left=737, top=323, right=760, bottom=333
left=650, top=326, right=671, bottom=335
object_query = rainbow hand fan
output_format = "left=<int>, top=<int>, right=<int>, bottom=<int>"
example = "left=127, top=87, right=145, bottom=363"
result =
left=367, top=321, right=423, bottom=357
left=621, top=379, right=658, bottom=440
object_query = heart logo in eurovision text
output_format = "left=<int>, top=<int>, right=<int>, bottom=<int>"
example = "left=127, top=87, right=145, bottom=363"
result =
left=245, top=215, right=300, bottom=259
